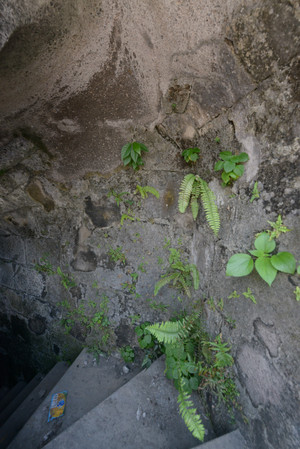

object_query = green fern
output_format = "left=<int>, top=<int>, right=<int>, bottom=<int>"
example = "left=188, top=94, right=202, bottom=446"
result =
left=136, top=185, right=160, bottom=199
left=199, top=179, right=220, bottom=236
left=178, top=174, right=196, bottom=213
left=178, top=174, right=220, bottom=236
left=154, top=273, right=179, bottom=296
left=177, top=379, right=205, bottom=441
left=146, top=321, right=183, bottom=344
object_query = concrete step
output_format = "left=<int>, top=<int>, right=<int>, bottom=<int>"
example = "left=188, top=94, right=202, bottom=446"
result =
left=0, top=362, right=68, bottom=449
left=43, top=357, right=216, bottom=449
left=0, top=374, right=43, bottom=427
left=8, top=349, right=141, bottom=449
left=0, top=383, right=26, bottom=415
left=191, top=429, right=248, bottom=449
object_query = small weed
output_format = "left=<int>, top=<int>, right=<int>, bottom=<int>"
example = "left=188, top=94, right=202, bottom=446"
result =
left=138, top=262, right=147, bottom=273
left=135, top=322, right=164, bottom=368
left=121, top=142, right=149, bottom=170
left=214, top=151, right=249, bottom=186
left=294, top=286, right=300, bottom=301
left=108, top=189, right=129, bottom=207
left=217, top=297, right=224, bottom=311
left=171, top=103, right=177, bottom=111
left=120, top=346, right=135, bottom=363
left=120, top=209, right=137, bottom=226
left=182, top=147, right=201, bottom=163
left=128, top=314, right=141, bottom=324
left=146, top=298, right=169, bottom=311
left=157, top=256, right=164, bottom=266
left=215, top=137, right=220, bottom=143
left=250, top=181, right=260, bottom=202
left=34, top=255, right=55, bottom=275
left=242, top=287, right=256, bottom=304
left=228, top=290, right=240, bottom=299
left=108, top=246, right=126, bottom=264
left=135, top=185, right=160, bottom=199
left=265, top=215, right=291, bottom=241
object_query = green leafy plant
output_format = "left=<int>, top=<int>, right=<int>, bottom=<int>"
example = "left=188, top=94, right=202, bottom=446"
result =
left=120, top=209, right=138, bottom=226
left=242, top=287, right=256, bottom=304
left=181, top=148, right=201, bottom=163
left=294, top=286, right=300, bottom=301
left=108, top=246, right=126, bottom=264
left=264, top=215, right=291, bottom=240
left=215, top=137, right=220, bottom=143
left=120, top=345, right=135, bottom=363
left=250, top=181, right=260, bottom=202
left=214, top=151, right=249, bottom=186
left=34, top=255, right=55, bottom=275
left=135, top=322, right=164, bottom=368
left=135, top=185, right=160, bottom=199
left=57, top=267, right=76, bottom=290
left=121, top=142, right=149, bottom=170
left=226, top=232, right=296, bottom=286
left=146, top=298, right=169, bottom=312
left=154, top=248, right=199, bottom=298
left=108, top=189, right=129, bottom=207
left=146, top=314, right=239, bottom=441
left=178, top=174, right=220, bottom=235
left=228, top=291, right=240, bottom=299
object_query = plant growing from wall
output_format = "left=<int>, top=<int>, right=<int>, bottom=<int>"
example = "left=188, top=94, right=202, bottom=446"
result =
left=121, top=142, right=149, bottom=170
left=178, top=174, right=220, bottom=235
left=226, top=232, right=296, bottom=286
left=120, top=346, right=135, bottom=363
left=135, top=322, right=164, bottom=368
left=250, top=181, right=260, bottom=202
left=214, top=151, right=249, bottom=186
left=108, top=189, right=129, bottom=207
left=181, top=147, right=201, bottom=163
left=260, top=214, right=291, bottom=240
left=108, top=246, right=126, bottom=264
left=146, top=313, right=239, bottom=441
left=154, top=247, right=199, bottom=298
left=135, top=185, right=160, bottom=199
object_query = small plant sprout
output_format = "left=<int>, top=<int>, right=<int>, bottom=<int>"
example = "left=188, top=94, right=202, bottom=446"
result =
left=242, top=288, right=256, bottom=304
left=120, top=346, right=135, bottom=363
left=214, top=151, right=249, bottom=186
left=294, top=287, right=300, bottom=301
left=135, top=185, right=160, bottom=199
left=266, top=215, right=291, bottom=240
left=215, top=137, right=220, bottom=143
left=108, top=189, right=129, bottom=207
left=121, top=142, right=149, bottom=170
left=181, top=147, right=201, bottom=163
left=250, top=181, right=260, bottom=202
left=228, top=291, right=240, bottom=299
left=226, top=232, right=296, bottom=286
left=108, top=246, right=126, bottom=264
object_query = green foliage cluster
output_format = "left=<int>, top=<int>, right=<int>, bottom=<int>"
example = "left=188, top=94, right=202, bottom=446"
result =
left=120, top=346, right=135, bottom=363
left=135, top=322, right=164, bottom=368
left=178, top=174, right=220, bottom=235
left=226, top=232, right=296, bottom=286
left=263, top=214, right=291, bottom=240
left=214, top=151, right=249, bottom=185
left=108, top=246, right=126, bottom=264
left=146, top=313, right=238, bottom=442
left=121, top=142, right=148, bottom=170
left=108, top=189, right=129, bottom=207
left=250, top=181, right=260, bottom=202
left=35, top=257, right=76, bottom=290
left=154, top=248, right=199, bottom=298
left=181, top=147, right=201, bottom=163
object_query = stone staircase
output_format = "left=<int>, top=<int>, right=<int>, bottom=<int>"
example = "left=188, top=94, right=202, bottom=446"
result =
left=0, top=349, right=249, bottom=449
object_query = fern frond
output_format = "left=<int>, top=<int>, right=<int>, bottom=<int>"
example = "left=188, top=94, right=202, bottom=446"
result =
left=178, top=174, right=195, bottom=213
left=177, top=379, right=205, bottom=441
left=146, top=321, right=183, bottom=344
left=190, top=195, right=199, bottom=220
left=154, top=273, right=178, bottom=296
left=199, top=180, right=220, bottom=236
left=189, top=264, right=200, bottom=290
left=178, top=277, right=191, bottom=298
left=136, top=185, right=160, bottom=199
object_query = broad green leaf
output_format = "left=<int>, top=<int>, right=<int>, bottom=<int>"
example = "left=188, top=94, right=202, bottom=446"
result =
left=133, top=141, right=141, bottom=155
left=214, top=160, right=224, bottom=171
left=189, top=153, right=198, bottom=162
left=131, top=147, right=138, bottom=163
left=122, top=156, right=132, bottom=166
left=249, top=249, right=265, bottom=258
left=270, top=252, right=296, bottom=274
left=121, top=143, right=131, bottom=160
left=231, top=152, right=249, bottom=163
left=221, top=171, right=230, bottom=184
left=254, top=233, right=276, bottom=253
left=224, top=161, right=235, bottom=173
left=229, top=172, right=238, bottom=179
left=226, top=254, right=254, bottom=277
left=233, top=164, right=244, bottom=177
left=219, top=151, right=233, bottom=161
left=255, top=257, right=277, bottom=286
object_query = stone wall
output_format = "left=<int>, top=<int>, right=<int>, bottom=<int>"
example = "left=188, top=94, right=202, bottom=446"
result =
left=0, top=1, right=299, bottom=448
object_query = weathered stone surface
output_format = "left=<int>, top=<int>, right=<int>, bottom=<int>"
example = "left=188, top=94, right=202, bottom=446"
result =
left=0, top=1, right=299, bottom=448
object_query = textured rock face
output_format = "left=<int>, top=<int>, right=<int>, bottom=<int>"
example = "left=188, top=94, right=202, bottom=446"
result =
left=0, top=1, right=299, bottom=448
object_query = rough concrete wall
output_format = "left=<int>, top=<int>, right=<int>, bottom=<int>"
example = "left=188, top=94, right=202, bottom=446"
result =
left=0, top=0, right=299, bottom=448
